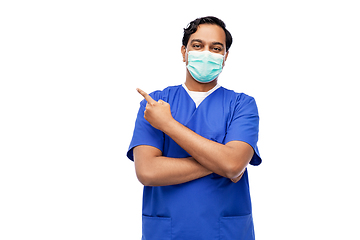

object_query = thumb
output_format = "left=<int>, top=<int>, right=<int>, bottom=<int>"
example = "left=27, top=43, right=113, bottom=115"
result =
left=158, top=99, right=166, bottom=105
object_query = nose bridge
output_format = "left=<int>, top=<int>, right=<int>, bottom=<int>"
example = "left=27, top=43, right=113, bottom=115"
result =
left=204, top=42, right=210, bottom=52
left=204, top=43, right=210, bottom=51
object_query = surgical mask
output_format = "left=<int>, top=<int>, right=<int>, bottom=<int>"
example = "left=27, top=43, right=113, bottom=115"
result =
left=186, top=50, right=224, bottom=83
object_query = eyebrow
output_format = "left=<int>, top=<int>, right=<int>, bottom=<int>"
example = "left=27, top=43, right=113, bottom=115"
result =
left=190, top=39, right=224, bottom=47
left=212, top=42, right=224, bottom=47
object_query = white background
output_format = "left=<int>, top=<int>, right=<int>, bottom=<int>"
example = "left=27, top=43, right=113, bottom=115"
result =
left=1, top=0, right=359, bottom=239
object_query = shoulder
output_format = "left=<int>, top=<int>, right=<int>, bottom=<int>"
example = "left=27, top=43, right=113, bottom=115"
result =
left=150, top=85, right=182, bottom=100
left=140, top=85, right=183, bottom=106
left=220, top=86, right=256, bottom=106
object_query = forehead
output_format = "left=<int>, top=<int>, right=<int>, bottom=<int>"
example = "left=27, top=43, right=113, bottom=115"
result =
left=188, top=24, right=226, bottom=45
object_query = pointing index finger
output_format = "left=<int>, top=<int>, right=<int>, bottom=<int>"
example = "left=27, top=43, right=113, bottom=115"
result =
left=136, top=88, right=157, bottom=105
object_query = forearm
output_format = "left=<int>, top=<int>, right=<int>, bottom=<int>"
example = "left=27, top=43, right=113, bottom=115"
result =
left=134, top=147, right=212, bottom=186
left=148, top=156, right=212, bottom=186
left=162, top=120, right=249, bottom=179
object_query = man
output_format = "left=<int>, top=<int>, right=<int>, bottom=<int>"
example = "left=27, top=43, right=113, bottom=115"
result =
left=127, top=16, right=261, bottom=240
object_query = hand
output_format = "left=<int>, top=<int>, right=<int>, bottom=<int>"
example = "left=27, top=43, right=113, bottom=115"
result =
left=137, top=88, right=174, bottom=131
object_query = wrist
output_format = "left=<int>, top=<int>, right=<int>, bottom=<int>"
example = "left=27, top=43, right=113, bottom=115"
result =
left=161, top=118, right=179, bottom=135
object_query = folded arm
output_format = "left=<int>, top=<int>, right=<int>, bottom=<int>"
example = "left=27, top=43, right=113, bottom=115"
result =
left=133, top=145, right=212, bottom=186
left=136, top=88, right=254, bottom=181
left=162, top=121, right=253, bottom=180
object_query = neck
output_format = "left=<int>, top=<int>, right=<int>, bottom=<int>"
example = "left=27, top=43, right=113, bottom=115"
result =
left=184, top=70, right=218, bottom=92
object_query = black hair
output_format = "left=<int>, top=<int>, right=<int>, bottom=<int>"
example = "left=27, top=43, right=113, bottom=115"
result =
left=182, top=16, right=233, bottom=52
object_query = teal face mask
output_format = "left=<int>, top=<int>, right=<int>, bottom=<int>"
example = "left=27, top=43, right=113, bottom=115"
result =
left=186, top=51, right=224, bottom=83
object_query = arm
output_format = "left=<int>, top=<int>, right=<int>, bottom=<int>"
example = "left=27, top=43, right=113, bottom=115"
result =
left=161, top=121, right=253, bottom=179
left=133, top=145, right=212, bottom=187
left=137, top=88, right=254, bottom=180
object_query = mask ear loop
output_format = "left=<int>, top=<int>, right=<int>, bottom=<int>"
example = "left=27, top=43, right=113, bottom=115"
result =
left=222, top=51, right=228, bottom=67
left=184, top=49, right=189, bottom=66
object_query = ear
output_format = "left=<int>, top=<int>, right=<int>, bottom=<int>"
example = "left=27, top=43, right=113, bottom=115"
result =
left=181, top=45, right=186, bottom=62
left=224, top=51, right=229, bottom=61
left=223, top=51, right=229, bottom=67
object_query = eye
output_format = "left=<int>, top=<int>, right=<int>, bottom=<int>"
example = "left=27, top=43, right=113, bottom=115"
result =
left=193, top=44, right=201, bottom=49
left=213, top=46, right=223, bottom=52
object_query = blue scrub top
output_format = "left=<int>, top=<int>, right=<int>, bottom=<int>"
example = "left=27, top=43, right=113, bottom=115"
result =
left=127, top=85, right=261, bottom=240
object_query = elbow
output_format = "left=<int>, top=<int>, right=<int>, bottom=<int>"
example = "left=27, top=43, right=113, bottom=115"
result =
left=223, top=162, right=245, bottom=180
left=134, top=156, right=157, bottom=186
left=133, top=146, right=163, bottom=186
left=135, top=168, right=159, bottom=187
left=225, top=170, right=241, bottom=180
left=136, top=171, right=154, bottom=186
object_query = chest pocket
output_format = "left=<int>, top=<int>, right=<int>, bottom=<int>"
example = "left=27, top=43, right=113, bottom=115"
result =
left=189, top=103, right=230, bottom=145
left=187, top=108, right=228, bottom=145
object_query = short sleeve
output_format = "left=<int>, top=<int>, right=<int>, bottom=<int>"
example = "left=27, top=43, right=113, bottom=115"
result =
left=224, top=95, right=262, bottom=166
left=126, top=99, right=164, bottom=161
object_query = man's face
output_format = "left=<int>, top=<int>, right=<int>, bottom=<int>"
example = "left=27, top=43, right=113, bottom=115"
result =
left=182, top=24, right=229, bottom=64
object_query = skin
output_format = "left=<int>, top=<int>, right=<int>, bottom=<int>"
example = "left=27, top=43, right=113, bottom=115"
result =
left=133, top=24, right=254, bottom=186
left=181, top=24, right=229, bottom=92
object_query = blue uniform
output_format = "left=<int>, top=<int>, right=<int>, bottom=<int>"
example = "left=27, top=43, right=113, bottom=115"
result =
left=127, top=85, right=261, bottom=240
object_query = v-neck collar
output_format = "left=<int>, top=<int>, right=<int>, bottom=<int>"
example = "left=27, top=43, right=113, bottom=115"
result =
left=182, top=83, right=221, bottom=108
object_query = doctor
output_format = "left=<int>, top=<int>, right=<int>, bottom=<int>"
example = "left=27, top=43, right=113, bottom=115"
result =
left=127, top=16, right=261, bottom=240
